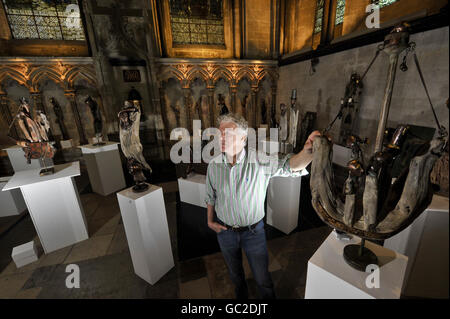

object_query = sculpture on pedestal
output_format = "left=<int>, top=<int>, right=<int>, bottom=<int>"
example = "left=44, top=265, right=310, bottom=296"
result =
left=8, top=97, right=55, bottom=176
left=85, top=96, right=105, bottom=146
left=50, top=97, right=69, bottom=140
left=118, top=101, right=152, bottom=193
left=310, top=24, right=448, bottom=272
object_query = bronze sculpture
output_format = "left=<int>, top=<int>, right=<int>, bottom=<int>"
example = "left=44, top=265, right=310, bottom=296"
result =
left=118, top=101, right=152, bottom=193
left=8, top=97, right=56, bottom=176
left=50, top=97, right=69, bottom=141
left=85, top=96, right=105, bottom=146
left=310, top=24, right=448, bottom=271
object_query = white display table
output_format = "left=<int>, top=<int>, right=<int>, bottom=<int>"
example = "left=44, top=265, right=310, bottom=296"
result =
left=266, top=176, right=302, bottom=234
left=117, top=184, right=174, bottom=285
left=78, top=142, right=126, bottom=196
left=2, top=161, right=88, bottom=254
left=12, top=241, right=38, bottom=268
left=178, top=173, right=207, bottom=208
left=332, top=144, right=352, bottom=167
left=60, top=139, right=73, bottom=149
left=3, top=145, right=54, bottom=172
left=305, top=232, right=408, bottom=299
left=0, top=176, right=26, bottom=217
left=384, top=194, right=449, bottom=298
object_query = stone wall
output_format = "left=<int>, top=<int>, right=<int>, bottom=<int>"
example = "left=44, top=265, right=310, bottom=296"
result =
left=277, top=27, right=449, bottom=158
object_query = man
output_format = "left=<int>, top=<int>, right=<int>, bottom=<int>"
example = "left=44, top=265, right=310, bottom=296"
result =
left=205, top=112, right=321, bottom=299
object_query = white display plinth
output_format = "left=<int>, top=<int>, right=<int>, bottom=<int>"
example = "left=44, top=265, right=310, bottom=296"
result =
left=78, top=142, right=126, bottom=196
left=117, top=184, right=174, bottom=285
left=332, top=144, right=352, bottom=167
left=3, top=145, right=54, bottom=172
left=60, top=139, right=73, bottom=149
left=305, top=232, right=408, bottom=299
left=12, top=241, right=38, bottom=268
left=2, top=161, right=88, bottom=254
left=178, top=173, right=207, bottom=208
left=266, top=176, right=302, bottom=234
left=0, top=176, right=26, bottom=217
left=384, top=195, right=449, bottom=298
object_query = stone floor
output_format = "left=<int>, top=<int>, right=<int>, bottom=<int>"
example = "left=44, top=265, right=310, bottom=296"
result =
left=0, top=179, right=333, bottom=299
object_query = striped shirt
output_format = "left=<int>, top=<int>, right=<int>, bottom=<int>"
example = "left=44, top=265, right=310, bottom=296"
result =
left=205, top=148, right=309, bottom=227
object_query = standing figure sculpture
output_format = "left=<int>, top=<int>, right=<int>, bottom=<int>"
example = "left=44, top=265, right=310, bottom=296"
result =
left=8, top=97, right=55, bottom=175
left=85, top=96, right=104, bottom=146
left=118, top=101, right=152, bottom=193
left=288, top=89, right=300, bottom=149
left=279, top=103, right=289, bottom=153
left=218, top=94, right=229, bottom=116
left=50, top=97, right=69, bottom=140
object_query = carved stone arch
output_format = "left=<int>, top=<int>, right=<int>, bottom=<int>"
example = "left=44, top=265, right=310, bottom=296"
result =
left=235, top=67, right=256, bottom=85
left=65, top=67, right=97, bottom=89
left=159, top=66, right=184, bottom=83
left=186, top=67, right=209, bottom=83
left=29, top=67, right=63, bottom=92
left=0, top=68, right=29, bottom=88
left=212, top=67, right=233, bottom=86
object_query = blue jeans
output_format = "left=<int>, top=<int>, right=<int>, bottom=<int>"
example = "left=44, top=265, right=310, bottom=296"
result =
left=216, top=220, right=275, bottom=299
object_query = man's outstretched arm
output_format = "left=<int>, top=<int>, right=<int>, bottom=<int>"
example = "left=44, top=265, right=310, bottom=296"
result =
left=289, top=130, right=321, bottom=172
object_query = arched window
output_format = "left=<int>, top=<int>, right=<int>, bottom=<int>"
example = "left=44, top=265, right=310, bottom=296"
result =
left=372, top=0, right=398, bottom=9
left=2, top=0, right=85, bottom=40
left=169, top=0, right=224, bottom=45
left=314, top=0, right=325, bottom=34
left=335, top=0, right=346, bottom=25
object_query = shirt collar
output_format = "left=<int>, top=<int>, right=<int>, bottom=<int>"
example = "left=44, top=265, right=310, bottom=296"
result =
left=222, top=148, right=246, bottom=165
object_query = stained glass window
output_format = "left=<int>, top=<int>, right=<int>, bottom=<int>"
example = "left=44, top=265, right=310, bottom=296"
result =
left=2, top=0, right=85, bottom=40
left=372, top=0, right=397, bottom=8
left=169, top=0, right=224, bottom=45
left=314, top=0, right=325, bottom=34
left=335, top=0, right=346, bottom=25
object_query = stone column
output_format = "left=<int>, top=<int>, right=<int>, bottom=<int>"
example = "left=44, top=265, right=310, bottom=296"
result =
left=182, top=85, right=192, bottom=134
left=271, top=85, right=277, bottom=127
left=64, top=90, right=87, bottom=145
left=0, top=91, right=18, bottom=138
left=230, top=85, right=237, bottom=113
left=251, top=86, right=259, bottom=128
left=207, top=86, right=215, bottom=127
left=158, top=86, right=170, bottom=141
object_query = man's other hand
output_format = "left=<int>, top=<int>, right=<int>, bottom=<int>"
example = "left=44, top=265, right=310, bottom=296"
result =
left=303, top=130, right=321, bottom=152
left=208, top=221, right=228, bottom=233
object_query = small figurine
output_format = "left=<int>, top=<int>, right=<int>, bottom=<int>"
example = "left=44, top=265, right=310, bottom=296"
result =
left=85, top=96, right=105, bottom=146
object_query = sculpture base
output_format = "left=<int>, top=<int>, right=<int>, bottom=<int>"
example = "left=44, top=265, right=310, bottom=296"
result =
left=39, top=167, right=55, bottom=176
left=343, top=244, right=378, bottom=272
left=132, top=182, right=149, bottom=193
left=92, top=142, right=106, bottom=147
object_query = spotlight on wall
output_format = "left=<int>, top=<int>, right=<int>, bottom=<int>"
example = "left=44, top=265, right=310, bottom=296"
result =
left=310, top=57, right=320, bottom=76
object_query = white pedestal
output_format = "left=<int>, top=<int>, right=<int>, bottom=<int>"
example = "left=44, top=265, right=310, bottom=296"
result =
left=3, top=145, right=54, bottom=172
left=384, top=195, right=449, bottom=298
left=266, top=176, right=302, bottom=234
left=305, top=233, right=408, bottom=299
left=261, top=140, right=280, bottom=154
left=60, top=139, right=73, bottom=149
left=2, top=161, right=88, bottom=254
left=332, top=144, right=352, bottom=167
left=78, top=142, right=126, bottom=196
left=178, top=173, right=207, bottom=208
left=0, top=176, right=26, bottom=217
left=12, top=241, right=38, bottom=268
left=117, top=184, right=174, bottom=285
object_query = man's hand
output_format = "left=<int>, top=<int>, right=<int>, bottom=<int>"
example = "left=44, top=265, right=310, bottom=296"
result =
left=303, top=130, right=321, bottom=152
left=208, top=221, right=228, bottom=233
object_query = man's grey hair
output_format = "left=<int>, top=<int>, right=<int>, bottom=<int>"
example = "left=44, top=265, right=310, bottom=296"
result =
left=217, top=113, right=248, bottom=136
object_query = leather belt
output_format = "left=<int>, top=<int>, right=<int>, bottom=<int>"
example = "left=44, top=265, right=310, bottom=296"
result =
left=217, top=219, right=262, bottom=232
